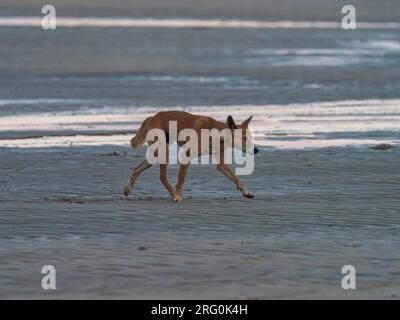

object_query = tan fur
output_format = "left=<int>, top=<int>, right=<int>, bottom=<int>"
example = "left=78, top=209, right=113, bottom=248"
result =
left=124, top=111, right=255, bottom=202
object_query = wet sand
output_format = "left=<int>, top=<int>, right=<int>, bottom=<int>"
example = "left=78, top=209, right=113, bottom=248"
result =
left=1, top=146, right=399, bottom=299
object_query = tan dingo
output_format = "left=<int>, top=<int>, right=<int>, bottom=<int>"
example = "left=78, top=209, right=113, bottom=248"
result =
left=123, top=111, right=258, bottom=202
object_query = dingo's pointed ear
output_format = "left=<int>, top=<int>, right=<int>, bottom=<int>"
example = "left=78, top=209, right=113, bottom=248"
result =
left=227, top=115, right=237, bottom=129
left=241, top=115, right=253, bottom=127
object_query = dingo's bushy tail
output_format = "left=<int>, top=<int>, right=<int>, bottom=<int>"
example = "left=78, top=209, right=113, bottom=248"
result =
left=130, top=116, right=151, bottom=149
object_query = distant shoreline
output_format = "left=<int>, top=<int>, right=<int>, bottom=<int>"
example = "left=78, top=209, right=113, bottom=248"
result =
left=1, top=17, right=400, bottom=29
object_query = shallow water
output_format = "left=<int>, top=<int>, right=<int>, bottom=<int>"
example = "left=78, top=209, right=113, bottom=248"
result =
left=1, top=27, right=400, bottom=105
left=1, top=23, right=399, bottom=148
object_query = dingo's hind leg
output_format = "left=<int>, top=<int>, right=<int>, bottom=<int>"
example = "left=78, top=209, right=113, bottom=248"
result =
left=159, top=145, right=175, bottom=197
left=160, top=164, right=175, bottom=197
left=123, top=159, right=152, bottom=197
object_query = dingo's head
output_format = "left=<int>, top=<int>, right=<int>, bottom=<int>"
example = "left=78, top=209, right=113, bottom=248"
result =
left=227, top=115, right=259, bottom=154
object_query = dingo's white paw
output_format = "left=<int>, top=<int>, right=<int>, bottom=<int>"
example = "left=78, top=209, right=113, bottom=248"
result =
left=173, top=194, right=183, bottom=203
left=243, top=191, right=255, bottom=199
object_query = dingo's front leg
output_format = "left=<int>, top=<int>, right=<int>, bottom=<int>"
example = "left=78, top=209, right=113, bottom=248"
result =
left=216, top=164, right=254, bottom=198
left=174, top=164, right=190, bottom=202
left=123, top=159, right=152, bottom=197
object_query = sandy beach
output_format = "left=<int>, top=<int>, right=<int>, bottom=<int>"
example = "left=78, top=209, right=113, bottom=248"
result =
left=1, top=145, right=399, bottom=299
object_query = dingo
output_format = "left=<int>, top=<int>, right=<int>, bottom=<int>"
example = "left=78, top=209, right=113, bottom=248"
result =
left=123, top=111, right=259, bottom=202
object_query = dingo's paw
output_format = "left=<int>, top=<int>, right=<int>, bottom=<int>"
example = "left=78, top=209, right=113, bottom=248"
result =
left=173, top=194, right=183, bottom=203
left=243, top=191, right=255, bottom=199
left=123, top=186, right=131, bottom=197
